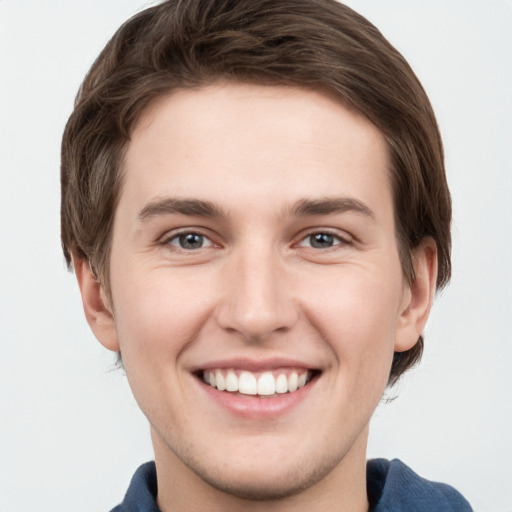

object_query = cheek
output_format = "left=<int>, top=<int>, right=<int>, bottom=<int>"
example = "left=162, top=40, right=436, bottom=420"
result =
left=305, top=266, right=403, bottom=367
left=108, top=266, right=214, bottom=420
left=110, top=265, right=211, bottom=365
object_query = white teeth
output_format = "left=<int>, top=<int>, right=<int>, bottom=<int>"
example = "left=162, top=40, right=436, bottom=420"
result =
left=257, top=372, right=276, bottom=396
left=288, top=372, right=298, bottom=392
left=239, top=371, right=257, bottom=395
left=215, top=370, right=226, bottom=391
left=203, top=369, right=313, bottom=396
left=225, top=370, right=238, bottom=392
left=275, top=373, right=288, bottom=393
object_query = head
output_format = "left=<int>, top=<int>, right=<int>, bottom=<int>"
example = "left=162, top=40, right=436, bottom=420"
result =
left=62, top=0, right=451, bottom=499
left=61, top=0, right=450, bottom=387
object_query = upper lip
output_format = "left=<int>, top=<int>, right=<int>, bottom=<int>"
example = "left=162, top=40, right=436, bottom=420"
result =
left=191, top=356, right=319, bottom=373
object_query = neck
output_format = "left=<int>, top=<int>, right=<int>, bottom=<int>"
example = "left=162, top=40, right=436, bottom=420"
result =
left=152, top=428, right=370, bottom=512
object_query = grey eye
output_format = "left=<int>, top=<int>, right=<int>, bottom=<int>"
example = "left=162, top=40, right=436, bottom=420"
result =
left=308, top=233, right=336, bottom=248
left=169, top=233, right=212, bottom=250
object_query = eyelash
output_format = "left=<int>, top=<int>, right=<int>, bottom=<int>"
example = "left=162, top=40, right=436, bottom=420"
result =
left=298, top=230, right=351, bottom=249
left=161, top=229, right=351, bottom=251
left=163, top=231, right=214, bottom=250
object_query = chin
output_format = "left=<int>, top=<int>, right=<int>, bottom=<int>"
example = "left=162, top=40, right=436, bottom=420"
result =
left=184, top=449, right=343, bottom=502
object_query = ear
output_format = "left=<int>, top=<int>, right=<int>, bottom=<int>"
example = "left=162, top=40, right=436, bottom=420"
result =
left=73, top=255, right=120, bottom=352
left=395, top=239, right=438, bottom=352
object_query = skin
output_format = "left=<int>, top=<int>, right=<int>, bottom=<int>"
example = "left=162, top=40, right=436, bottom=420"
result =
left=75, top=83, right=437, bottom=512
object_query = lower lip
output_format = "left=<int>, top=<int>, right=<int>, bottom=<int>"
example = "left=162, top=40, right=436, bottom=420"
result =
left=197, top=375, right=319, bottom=419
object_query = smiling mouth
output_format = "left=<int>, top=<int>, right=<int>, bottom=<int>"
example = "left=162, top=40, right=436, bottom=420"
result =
left=199, top=369, right=319, bottom=397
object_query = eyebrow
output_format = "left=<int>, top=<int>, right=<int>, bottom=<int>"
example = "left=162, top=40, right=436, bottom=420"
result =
left=137, top=196, right=375, bottom=222
left=138, top=197, right=226, bottom=221
left=289, top=197, right=375, bottom=219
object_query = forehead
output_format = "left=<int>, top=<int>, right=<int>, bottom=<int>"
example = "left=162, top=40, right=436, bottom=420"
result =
left=119, top=82, right=391, bottom=222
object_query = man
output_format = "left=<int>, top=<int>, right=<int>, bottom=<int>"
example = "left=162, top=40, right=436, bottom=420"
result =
left=60, top=0, right=472, bottom=510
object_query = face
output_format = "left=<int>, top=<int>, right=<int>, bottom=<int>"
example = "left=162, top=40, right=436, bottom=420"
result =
left=93, top=83, right=426, bottom=500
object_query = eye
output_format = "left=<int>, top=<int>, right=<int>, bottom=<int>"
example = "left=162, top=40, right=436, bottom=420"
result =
left=298, top=232, right=347, bottom=249
left=167, top=232, right=213, bottom=250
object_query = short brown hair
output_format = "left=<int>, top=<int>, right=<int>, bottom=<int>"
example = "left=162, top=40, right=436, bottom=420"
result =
left=61, top=0, right=451, bottom=385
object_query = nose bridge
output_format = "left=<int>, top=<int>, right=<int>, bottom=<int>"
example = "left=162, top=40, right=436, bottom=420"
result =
left=216, top=240, right=297, bottom=341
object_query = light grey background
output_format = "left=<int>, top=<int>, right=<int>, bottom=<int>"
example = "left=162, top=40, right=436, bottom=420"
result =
left=1, top=1, right=510, bottom=511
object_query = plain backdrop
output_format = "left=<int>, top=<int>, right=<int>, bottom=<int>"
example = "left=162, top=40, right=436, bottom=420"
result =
left=1, top=1, right=511, bottom=511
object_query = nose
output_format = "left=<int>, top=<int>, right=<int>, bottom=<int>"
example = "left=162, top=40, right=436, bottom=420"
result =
left=215, top=247, right=299, bottom=342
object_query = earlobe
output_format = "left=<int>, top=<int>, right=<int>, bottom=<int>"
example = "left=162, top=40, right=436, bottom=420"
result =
left=73, top=255, right=120, bottom=352
left=395, top=239, right=438, bottom=352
